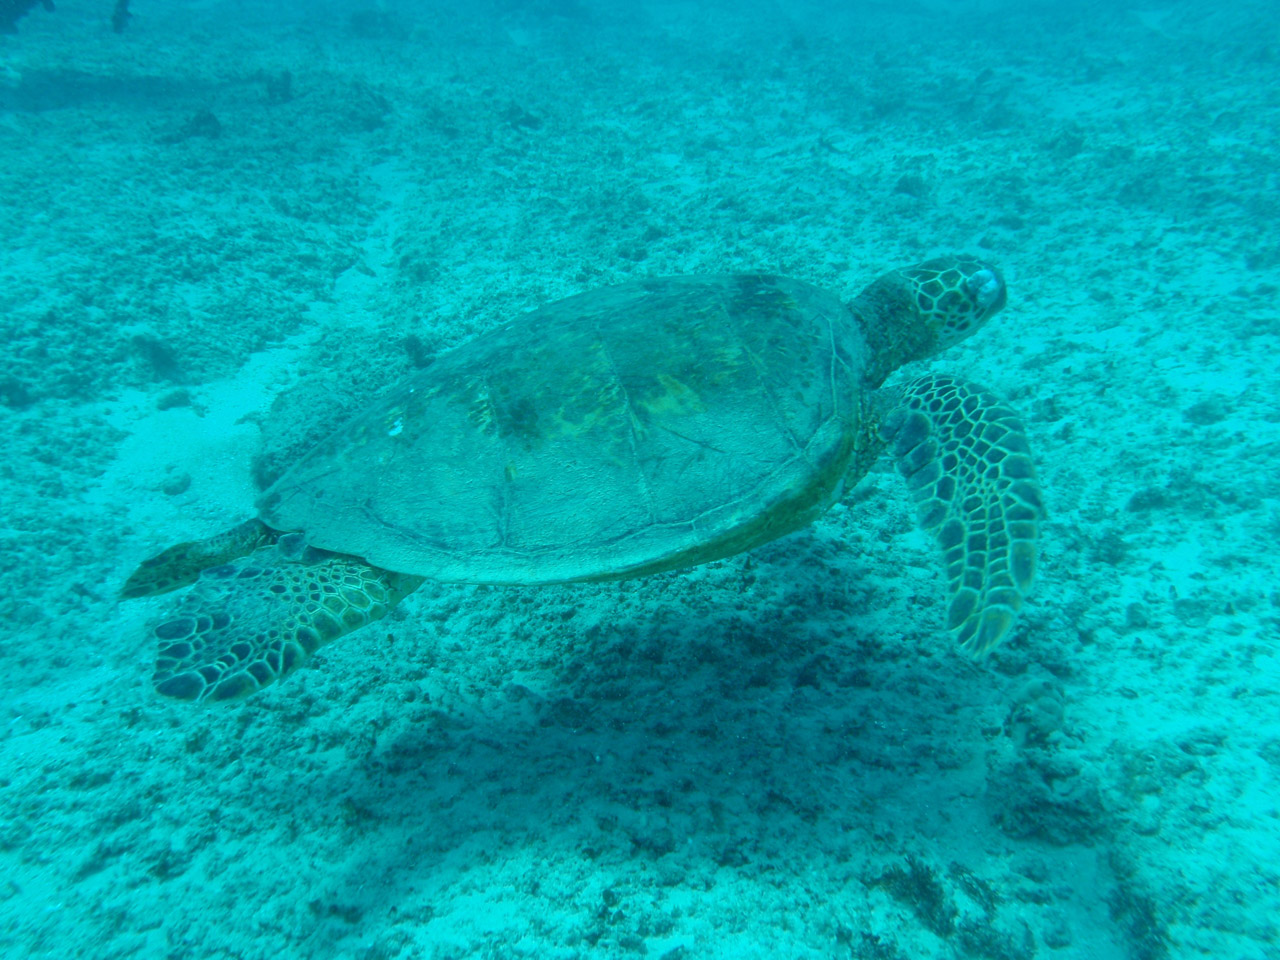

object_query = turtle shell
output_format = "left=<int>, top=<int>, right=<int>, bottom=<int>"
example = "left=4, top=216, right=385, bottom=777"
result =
left=258, top=275, right=871, bottom=583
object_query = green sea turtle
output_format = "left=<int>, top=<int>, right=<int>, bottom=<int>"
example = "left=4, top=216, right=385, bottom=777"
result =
left=123, top=257, right=1043, bottom=704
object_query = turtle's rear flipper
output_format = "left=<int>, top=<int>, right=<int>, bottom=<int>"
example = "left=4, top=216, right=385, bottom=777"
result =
left=883, top=375, right=1044, bottom=655
left=121, top=519, right=277, bottom=599
left=148, top=535, right=425, bottom=704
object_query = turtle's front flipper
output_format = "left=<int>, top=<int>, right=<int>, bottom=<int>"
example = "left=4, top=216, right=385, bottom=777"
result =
left=881, top=375, right=1044, bottom=655
left=148, top=535, right=426, bottom=704
left=121, top=519, right=278, bottom=599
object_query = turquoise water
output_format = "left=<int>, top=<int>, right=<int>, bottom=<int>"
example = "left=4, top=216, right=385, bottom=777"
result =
left=1, top=1, right=1277, bottom=957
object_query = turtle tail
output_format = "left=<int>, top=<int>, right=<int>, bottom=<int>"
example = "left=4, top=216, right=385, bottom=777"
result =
left=121, top=518, right=278, bottom=599
left=147, top=535, right=426, bottom=704
left=880, top=374, right=1044, bottom=655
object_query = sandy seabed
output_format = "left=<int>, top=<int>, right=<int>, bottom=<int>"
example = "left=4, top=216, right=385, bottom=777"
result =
left=1, top=1, right=1278, bottom=958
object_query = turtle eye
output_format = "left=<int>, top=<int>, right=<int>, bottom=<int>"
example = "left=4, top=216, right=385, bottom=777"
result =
left=966, top=268, right=1003, bottom=312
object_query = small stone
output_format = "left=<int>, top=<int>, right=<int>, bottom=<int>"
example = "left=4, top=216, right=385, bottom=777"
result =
left=160, top=472, right=192, bottom=496
left=1042, top=913, right=1073, bottom=948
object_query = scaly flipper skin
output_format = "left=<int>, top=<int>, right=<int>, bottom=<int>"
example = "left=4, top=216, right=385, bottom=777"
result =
left=121, top=518, right=278, bottom=599
left=881, top=375, right=1044, bottom=655
left=147, top=535, right=425, bottom=704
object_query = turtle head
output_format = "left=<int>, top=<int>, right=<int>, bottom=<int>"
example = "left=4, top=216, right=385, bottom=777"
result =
left=900, top=256, right=1007, bottom=352
left=855, top=256, right=1008, bottom=385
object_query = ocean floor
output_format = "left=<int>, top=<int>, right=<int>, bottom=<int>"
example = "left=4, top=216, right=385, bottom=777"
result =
left=1, top=1, right=1279, bottom=958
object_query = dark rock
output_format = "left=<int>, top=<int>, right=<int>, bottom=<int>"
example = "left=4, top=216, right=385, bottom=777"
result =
left=264, top=70, right=292, bottom=104
left=868, top=856, right=956, bottom=937
left=0, top=375, right=34, bottom=408
left=111, top=0, right=130, bottom=33
left=158, top=108, right=222, bottom=145
left=1, top=0, right=54, bottom=35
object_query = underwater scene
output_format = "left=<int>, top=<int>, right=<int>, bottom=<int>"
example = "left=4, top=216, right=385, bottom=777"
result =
left=1, top=0, right=1277, bottom=957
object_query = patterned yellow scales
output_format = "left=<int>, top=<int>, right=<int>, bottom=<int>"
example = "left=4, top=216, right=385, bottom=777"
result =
left=123, top=258, right=1043, bottom=704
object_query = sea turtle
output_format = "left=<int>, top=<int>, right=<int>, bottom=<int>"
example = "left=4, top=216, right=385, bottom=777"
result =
left=122, top=257, right=1043, bottom=704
